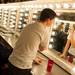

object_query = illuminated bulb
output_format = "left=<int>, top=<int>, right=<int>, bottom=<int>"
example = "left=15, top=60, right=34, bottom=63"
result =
left=56, top=3, right=61, bottom=9
left=23, top=24, right=26, bottom=27
left=10, top=25, right=15, bottom=28
left=33, top=10, right=38, bottom=13
left=72, top=3, right=75, bottom=8
left=34, top=5, right=38, bottom=8
left=25, top=13, right=28, bottom=16
left=25, top=8, right=29, bottom=11
left=63, top=3, right=70, bottom=9
left=11, top=12, right=16, bottom=15
left=43, top=4, right=48, bottom=8
left=56, top=13, right=61, bottom=16
left=20, top=9, right=25, bottom=12
left=55, top=17, right=59, bottom=21
left=51, top=31, right=56, bottom=36
left=19, top=17, right=23, bottom=20
left=4, top=11, right=8, bottom=13
left=50, top=38, right=54, bottom=42
left=18, top=25, right=21, bottom=28
left=4, top=15, right=8, bottom=17
left=20, top=13, right=23, bottom=16
left=19, top=21, right=22, bottom=24
left=53, top=25, right=57, bottom=29
left=10, top=22, right=15, bottom=24
left=38, top=5, right=42, bottom=8
left=33, top=15, right=37, bottom=18
left=49, top=4, right=54, bottom=9
left=49, top=44, right=53, bottom=48
left=24, top=19, right=28, bottom=22
left=11, top=16, right=16, bottom=19
left=11, top=8, right=16, bottom=11
left=10, top=19, right=14, bottom=21
left=21, top=5, right=25, bottom=8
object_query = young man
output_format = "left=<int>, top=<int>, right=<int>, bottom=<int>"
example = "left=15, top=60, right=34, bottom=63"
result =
left=8, top=8, right=56, bottom=75
left=60, top=24, right=75, bottom=58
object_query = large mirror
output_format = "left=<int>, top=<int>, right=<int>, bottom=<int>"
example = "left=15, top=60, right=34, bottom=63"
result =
left=49, top=10, right=75, bottom=64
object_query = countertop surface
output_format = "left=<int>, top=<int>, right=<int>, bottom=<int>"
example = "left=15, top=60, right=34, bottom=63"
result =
left=40, top=49, right=75, bottom=75
left=1, top=34, right=75, bottom=75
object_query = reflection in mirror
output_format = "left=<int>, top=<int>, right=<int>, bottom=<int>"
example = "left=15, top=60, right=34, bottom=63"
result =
left=49, top=11, right=75, bottom=64
left=50, top=22, right=68, bottom=53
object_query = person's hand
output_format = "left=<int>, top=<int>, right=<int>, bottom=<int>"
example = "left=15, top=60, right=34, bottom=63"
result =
left=34, top=57, right=43, bottom=65
left=60, top=53, right=66, bottom=58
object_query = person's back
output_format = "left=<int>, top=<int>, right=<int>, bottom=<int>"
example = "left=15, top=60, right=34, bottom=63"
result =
left=53, top=30, right=67, bottom=52
left=53, top=23, right=67, bottom=52
left=9, top=22, right=50, bottom=69
left=8, top=8, right=56, bottom=75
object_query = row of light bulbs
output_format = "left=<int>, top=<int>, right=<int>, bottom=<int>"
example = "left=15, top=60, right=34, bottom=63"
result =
left=21, top=3, right=75, bottom=9
left=1, top=11, right=29, bottom=28
left=0, top=3, right=75, bottom=11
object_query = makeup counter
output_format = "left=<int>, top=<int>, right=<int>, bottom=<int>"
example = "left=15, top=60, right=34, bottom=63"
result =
left=0, top=1, right=75, bottom=75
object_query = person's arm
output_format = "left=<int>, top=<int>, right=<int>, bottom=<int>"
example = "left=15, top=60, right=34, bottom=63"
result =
left=60, top=39, right=71, bottom=58
left=33, top=56, right=43, bottom=65
left=39, top=31, right=50, bottom=51
left=39, top=44, right=48, bottom=51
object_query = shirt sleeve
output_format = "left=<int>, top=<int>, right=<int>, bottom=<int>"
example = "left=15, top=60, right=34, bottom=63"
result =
left=40, top=30, right=50, bottom=49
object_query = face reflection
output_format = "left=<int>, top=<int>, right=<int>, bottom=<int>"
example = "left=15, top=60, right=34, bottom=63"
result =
left=69, top=25, right=74, bottom=32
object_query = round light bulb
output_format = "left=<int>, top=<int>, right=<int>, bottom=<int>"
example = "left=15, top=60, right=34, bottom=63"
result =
left=53, top=25, right=57, bottom=29
left=33, top=15, right=37, bottom=18
left=51, top=31, right=56, bottom=36
left=63, top=3, right=70, bottom=9
left=50, top=38, right=54, bottom=42
left=56, top=3, right=61, bottom=9
left=49, top=44, right=53, bottom=49
left=49, top=4, right=54, bottom=9
left=25, top=13, right=28, bottom=16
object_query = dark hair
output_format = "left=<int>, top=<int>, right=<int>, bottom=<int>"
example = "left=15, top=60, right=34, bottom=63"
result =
left=39, top=8, right=56, bottom=22
left=65, top=23, right=69, bottom=32
left=61, top=22, right=64, bottom=25
left=73, top=24, right=75, bottom=30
